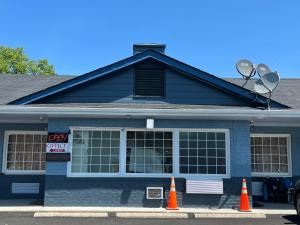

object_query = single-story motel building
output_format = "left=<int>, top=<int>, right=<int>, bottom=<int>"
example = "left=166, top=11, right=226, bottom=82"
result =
left=0, top=44, right=299, bottom=208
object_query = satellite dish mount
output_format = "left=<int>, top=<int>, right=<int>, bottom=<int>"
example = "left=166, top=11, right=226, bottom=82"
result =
left=236, top=60, right=280, bottom=109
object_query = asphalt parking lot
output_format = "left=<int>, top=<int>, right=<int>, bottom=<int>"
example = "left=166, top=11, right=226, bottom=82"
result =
left=0, top=213, right=300, bottom=225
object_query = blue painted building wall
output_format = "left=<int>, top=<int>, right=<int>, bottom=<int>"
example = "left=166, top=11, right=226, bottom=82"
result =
left=35, top=67, right=253, bottom=106
left=0, top=123, right=47, bottom=199
left=0, top=49, right=293, bottom=206
left=44, top=118, right=251, bottom=207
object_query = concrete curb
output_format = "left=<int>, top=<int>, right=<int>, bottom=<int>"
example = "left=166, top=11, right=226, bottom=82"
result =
left=116, top=212, right=189, bottom=219
left=253, top=209, right=296, bottom=215
left=194, top=213, right=266, bottom=219
left=33, top=212, right=266, bottom=219
left=0, top=206, right=295, bottom=218
left=34, top=212, right=109, bottom=218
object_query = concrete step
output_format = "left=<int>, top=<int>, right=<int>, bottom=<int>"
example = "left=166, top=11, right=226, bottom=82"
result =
left=34, top=212, right=109, bottom=218
left=194, top=213, right=266, bottom=219
left=116, top=212, right=189, bottom=219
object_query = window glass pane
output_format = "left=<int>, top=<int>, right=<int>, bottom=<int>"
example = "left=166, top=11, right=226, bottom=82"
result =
left=198, top=157, right=207, bottom=165
left=6, top=132, right=46, bottom=172
left=179, top=131, right=227, bottom=175
left=180, top=132, right=188, bottom=139
left=251, top=135, right=289, bottom=175
left=216, top=133, right=225, bottom=140
left=8, top=134, right=16, bottom=142
left=198, top=166, right=207, bottom=174
left=126, top=131, right=172, bottom=174
left=217, top=166, right=226, bottom=174
left=71, top=130, right=120, bottom=173
left=92, top=131, right=101, bottom=139
left=208, top=166, right=216, bottom=174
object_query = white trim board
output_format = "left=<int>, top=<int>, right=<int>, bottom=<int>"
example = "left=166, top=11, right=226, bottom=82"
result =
left=0, top=106, right=300, bottom=120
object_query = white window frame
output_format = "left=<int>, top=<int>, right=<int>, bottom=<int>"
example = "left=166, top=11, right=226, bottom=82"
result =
left=67, top=127, right=230, bottom=179
left=2, top=130, right=47, bottom=175
left=250, top=133, right=292, bottom=177
left=177, top=129, right=230, bottom=179
left=67, top=127, right=122, bottom=177
left=123, top=128, right=174, bottom=178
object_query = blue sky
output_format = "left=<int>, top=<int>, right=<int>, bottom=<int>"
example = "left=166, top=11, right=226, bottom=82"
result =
left=1, top=0, right=299, bottom=78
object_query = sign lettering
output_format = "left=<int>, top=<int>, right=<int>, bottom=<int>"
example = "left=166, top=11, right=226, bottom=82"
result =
left=46, top=132, right=69, bottom=153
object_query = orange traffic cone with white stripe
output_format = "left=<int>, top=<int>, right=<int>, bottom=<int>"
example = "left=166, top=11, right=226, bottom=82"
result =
left=166, top=177, right=179, bottom=210
left=239, top=178, right=251, bottom=212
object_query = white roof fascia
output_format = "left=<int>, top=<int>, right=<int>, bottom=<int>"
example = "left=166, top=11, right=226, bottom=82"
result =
left=0, top=106, right=297, bottom=120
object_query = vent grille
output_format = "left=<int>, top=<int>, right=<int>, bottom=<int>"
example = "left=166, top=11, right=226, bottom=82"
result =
left=134, top=62, right=165, bottom=97
left=11, top=183, right=40, bottom=194
left=186, top=180, right=223, bottom=194
left=146, top=187, right=164, bottom=199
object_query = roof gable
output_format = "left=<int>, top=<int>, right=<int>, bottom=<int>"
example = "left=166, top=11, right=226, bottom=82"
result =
left=29, top=60, right=254, bottom=106
left=9, top=50, right=288, bottom=109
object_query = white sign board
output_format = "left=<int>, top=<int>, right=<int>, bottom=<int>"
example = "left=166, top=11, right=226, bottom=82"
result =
left=46, top=143, right=69, bottom=153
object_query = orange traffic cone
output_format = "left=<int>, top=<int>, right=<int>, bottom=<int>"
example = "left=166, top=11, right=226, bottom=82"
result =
left=166, top=177, right=179, bottom=210
left=239, top=178, right=251, bottom=212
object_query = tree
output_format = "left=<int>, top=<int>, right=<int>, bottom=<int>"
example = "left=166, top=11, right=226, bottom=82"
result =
left=0, top=46, right=55, bottom=75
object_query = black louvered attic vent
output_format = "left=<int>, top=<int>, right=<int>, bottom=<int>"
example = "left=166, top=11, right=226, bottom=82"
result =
left=134, top=62, right=165, bottom=97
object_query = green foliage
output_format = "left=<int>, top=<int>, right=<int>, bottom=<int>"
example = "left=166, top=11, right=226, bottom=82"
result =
left=0, top=46, right=55, bottom=75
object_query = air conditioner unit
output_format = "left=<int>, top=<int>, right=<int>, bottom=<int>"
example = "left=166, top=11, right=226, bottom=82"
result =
left=146, top=187, right=163, bottom=199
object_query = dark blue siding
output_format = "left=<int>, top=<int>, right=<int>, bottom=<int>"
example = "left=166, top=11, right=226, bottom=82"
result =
left=36, top=67, right=252, bottom=106
left=0, top=175, right=45, bottom=199
left=0, top=123, right=47, bottom=199
left=45, top=176, right=250, bottom=208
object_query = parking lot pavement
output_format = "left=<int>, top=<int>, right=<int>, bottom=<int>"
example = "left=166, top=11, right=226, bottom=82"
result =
left=0, top=213, right=300, bottom=225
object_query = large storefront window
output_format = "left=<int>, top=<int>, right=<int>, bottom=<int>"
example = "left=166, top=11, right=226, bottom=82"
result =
left=179, top=131, right=227, bottom=175
left=69, top=128, right=229, bottom=177
left=126, top=131, right=172, bottom=174
left=251, top=135, right=290, bottom=176
left=71, top=130, right=120, bottom=173
left=4, top=131, right=47, bottom=174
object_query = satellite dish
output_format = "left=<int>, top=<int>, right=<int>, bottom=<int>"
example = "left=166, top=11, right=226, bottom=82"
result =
left=253, top=72, right=280, bottom=109
left=236, top=59, right=256, bottom=78
left=257, top=63, right=271, bottom=77
left=254, top=79, right=270, bottom=94
left=236, top=59, right=280, bottom=109
left=261, top=72, right=280, bottom=91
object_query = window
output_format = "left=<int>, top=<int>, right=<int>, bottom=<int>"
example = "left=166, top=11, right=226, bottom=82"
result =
left=126, top=131, right=172, bottom=174
left=251, top=135, right=290, bottom=176
left=71, top=130, right=120, bottom=173
left=179, top=131, right=227, bottom=175
left=134, top=61, right=165, bottom=97
left=4, top=131, right=47, bottom=174
left=68, top=128, right=230, bottom=178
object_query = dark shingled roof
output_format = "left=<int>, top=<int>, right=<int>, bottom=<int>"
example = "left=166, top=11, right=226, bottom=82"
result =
left=0, top=74, right=299, bottom=109
left=225, top=78, right=300, bottom=109
left=0, top=74, right=75, bottom=104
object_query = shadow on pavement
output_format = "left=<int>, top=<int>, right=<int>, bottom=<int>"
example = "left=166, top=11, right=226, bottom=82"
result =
left=282, top=215, right=300, bottom=225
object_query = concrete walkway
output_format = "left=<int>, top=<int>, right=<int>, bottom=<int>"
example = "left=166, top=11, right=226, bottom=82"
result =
left=0, top=200, right=295, bottom=218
